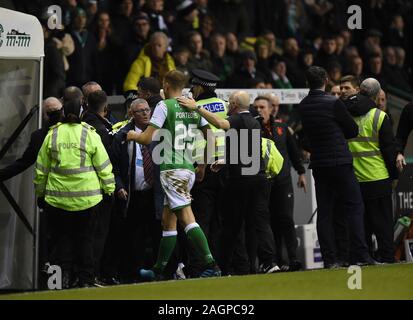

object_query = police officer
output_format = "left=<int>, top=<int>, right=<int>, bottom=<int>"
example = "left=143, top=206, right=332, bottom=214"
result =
left=34, top=99, right=115, bottom=288
left=347, top=78, right=398, bottom=263
left=186, top=69, right=227, bottom=277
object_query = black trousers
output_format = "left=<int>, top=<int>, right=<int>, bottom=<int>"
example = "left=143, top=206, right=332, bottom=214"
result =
left=364, top=194, right=394, bottom=262
left=93, top=194, right=113, bottom=277
left=189, top=167, right=223, bottom=276
left=312, top=165, right=369, bottom=264
left=101, top=190, right=161, bottom=281
left=122, top=189, right=161, bottom=281
left=269, top=177, right=298, bottom=264
left=49, top=204, right=97, bottom=283
left=219, top=177, right=272, bottom=274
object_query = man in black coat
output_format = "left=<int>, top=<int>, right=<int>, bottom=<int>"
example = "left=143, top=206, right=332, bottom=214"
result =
left=82, top=90, right=115, bottom=282
left=395, top=102, right=413, bottom=171
left=0, top=98, right=62, bottom=181
left=0, top=97, right=63, bottom=280
left=66, top=7, right=98, bottom=88
left=297, top=66, right=373, bottom=268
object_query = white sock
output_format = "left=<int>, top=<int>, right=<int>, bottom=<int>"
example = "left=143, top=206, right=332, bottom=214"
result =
left=184, top=222, right=199, bottom=234
left=162, top=230, right=178, bottom=237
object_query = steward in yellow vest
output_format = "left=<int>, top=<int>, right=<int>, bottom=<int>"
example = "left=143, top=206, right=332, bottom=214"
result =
left=345, top=82, right=398, bottom=263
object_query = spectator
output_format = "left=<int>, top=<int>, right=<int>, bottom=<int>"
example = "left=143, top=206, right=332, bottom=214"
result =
left=209, top=0, right=250, bottom=40
left=174, top=46, right=191, bottom=80
left=187, top=31, right=212, bottom=72
left=383, top=47, right=412, bottom=92
left=348, top=56, right=365, bottom=80
left=285, top=0, right=309, bottom=38
left=327, top=61, right=343, bottom=84
left=386, top=14, right=407, bottom=48
left=261, top=30, right=283, bottom=58
left=143, top=0, right=169, bottom=35
left=226, top=32, right=242, bottom=69
left=209, top=33, right=234, bottom=85
left=335, top=34, right=347, bottom=69
left=86, top=0, right=99, bottom=28
left=112, top=0, right=135, bottom=45
left=42, top=22, right=66, bottom=99
left=315, top=35, right=340, bottom=70
left=282, top=38, right=306, bottom=88
left=172, top=0, right=199, bottom=46
left=270, top=59, right=292, bottom=89
left=366, top=54, right=388, bottom=89
left=123, top=32, right=176, bottom=93
left=254, top=37, right=271, bottom=79
left=66, top=7, right=98, bottom=88
left=121, top=13, right=152, bottom=87
left=299, top=48, right=314, bottom=71
left=199, top=14, right=215, bottom=49
left=92, top=11, right=121, bottom=94
left=226, top=50, right=267, bottom=88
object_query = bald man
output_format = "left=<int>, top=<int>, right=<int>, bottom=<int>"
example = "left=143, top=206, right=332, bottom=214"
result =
left=0, top=97, right=63, bottom=181
left=178, top=91, right=273, bottom=275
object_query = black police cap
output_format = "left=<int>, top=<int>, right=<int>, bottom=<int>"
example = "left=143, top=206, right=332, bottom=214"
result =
left=190, top=69, right=220, bottom=87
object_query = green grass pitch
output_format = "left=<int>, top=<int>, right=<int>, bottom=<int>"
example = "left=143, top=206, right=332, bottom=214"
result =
left=1, top=263, right=413, bottom=300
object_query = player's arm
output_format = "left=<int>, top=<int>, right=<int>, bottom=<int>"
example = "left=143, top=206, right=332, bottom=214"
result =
left=177, top=97, right=231, bottom=130
left=126, top=125, right=157, bottom=145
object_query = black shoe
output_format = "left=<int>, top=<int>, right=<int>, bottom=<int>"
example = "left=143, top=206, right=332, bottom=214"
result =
left=337, top=260, right=350, bottom=268
left=324, top=262, right=341, bottom=269
left=100, top=277, right=121, bottom=286
left=354, top=257, right=381, bottom=266
left=289, top=260, right=302, bottom=271
left=259, top=262, right=280, bottom=274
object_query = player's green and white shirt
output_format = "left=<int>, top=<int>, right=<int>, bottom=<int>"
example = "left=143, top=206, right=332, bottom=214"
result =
left=150, top=98, right=208, bottom=172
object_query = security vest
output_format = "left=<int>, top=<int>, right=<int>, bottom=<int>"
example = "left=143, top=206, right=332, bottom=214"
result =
left=111, top=119, right=130, bottom=134
left=262, top=138, right=284, bottom=178
left=348, top=108, right=389, bottom=182
left=34, top=122, right=115, bottom=211
left=194, top=97, right=228, bottom=161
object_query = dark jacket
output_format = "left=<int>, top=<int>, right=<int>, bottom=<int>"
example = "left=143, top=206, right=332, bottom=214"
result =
left=396, top=102, right=413, bottom=154
left=111, top=121, right=163, bottom=218
left=82, top=111, right=113, bottom=156
left=43, top=37, right=66, bottom=99
left=297, top=90, right=358, bottom=168
left=345, top=94, right=398, bottom=197
left=66, top=30, right=98, bottom=87
left=0, top=127, right=48, bottom=181
left=259, top=116, right=305, bottom=183
left=147, top=94, right=163, bottom=111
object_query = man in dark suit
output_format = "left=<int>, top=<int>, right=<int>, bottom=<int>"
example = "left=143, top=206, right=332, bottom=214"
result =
left=297, top=66, right=374, bottom=268
left=0, top=97, right=63, bottom=182
left=0, top=97, right=63, bottom=281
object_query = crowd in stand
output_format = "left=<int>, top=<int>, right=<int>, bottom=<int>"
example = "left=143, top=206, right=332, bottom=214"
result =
left=9, top=0, right=412, bottom=99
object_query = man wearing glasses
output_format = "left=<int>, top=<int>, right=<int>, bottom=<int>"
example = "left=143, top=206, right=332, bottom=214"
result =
left=107, top=99, right=160, bottom=283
